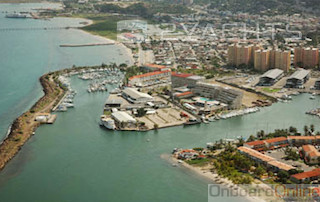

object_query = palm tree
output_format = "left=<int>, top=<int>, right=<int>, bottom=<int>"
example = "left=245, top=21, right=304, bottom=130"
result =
left=304, top=125, right=309, bottom=136
left=310, top=124, right=315, bottom=134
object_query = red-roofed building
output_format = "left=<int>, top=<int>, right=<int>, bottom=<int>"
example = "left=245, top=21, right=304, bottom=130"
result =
left=301, top=145, right=320, bottom=164
left=128, top=70, right=171, bottom=87
left=288, top=136, right=316, bottom=146
left=142, top=64, right=169, bottom=72
left=244, top=137, right=291, bottom=151
left=291, top=168, right=320, bottom=183
left=265, top=137, right=288, bottom=148
left=178, top=149, right=199, bottom=159
left=244, top=140, right=267, bottom=151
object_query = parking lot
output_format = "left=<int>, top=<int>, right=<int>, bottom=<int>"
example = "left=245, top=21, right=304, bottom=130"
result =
left=265, top=147, right=316, bottom=172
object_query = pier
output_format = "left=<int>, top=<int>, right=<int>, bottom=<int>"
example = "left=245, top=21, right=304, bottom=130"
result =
left=0, top=26, right=78, bottom=32
left=59, top=43, right=115, bottom=47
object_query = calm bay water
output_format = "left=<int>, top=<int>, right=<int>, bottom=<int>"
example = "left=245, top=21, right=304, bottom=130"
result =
left=0, top=3, right=320, bottom=202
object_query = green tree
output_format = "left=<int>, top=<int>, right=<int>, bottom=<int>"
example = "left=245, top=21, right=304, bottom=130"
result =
left=254, top=166, right=266, bottom=178
left=277, top=170, right=290, bottom=183
left=310, top=124, right=315, bottom=134
left=137, top=108, right=146, bottom=117
left=304, top=125, right=309, bottom=136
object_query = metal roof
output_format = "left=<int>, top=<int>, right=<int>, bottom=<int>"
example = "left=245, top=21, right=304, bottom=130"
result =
left=105, top=99, right=123, bottom=105
left=289, top=68, right=310, bottom=80
left=261, top=69, right=284, bottom=80
left=111, top=111, right=136, bottom=123
left=123, top=88, right=153, bottom=100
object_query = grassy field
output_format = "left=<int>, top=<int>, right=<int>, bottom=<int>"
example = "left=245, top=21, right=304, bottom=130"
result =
left=262, top=88, right=281, bottom=93
left=76, top=14, right=132, bottom=41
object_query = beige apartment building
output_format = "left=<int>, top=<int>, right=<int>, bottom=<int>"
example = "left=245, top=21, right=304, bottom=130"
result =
left=294, top=47, right=319, bottom=68
left=254, top=49, right=291, bottom=72
left=228, top=44, right=260, bottom=67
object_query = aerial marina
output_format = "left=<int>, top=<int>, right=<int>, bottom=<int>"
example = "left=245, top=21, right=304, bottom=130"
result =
left=3, top=1, right=320, bottom=202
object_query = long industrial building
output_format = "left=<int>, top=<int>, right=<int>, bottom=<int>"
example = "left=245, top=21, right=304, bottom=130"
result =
left=122, top=88, right=154, bottom=104
left=285, top=68, right=310, bottom=88
left=258, top=68, right=284, bottom=86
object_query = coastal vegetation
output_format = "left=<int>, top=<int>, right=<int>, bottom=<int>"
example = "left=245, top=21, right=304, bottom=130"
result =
left=78, top=14, right=131, bottom=40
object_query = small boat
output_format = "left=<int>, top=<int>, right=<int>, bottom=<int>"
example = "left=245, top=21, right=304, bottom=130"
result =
left=6, top=13, right=27, bottom=18
left=310, top=95, right=315, bottom=100
left=184, top=118, right=201, bottom=126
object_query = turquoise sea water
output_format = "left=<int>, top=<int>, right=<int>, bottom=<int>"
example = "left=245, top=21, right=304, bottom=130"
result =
left=0, top=3, right=131, bottom=139
left=0, top=3, right=320, bottom=202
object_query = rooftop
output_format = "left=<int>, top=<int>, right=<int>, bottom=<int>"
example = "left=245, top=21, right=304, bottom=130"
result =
left=129, top=70, right=171, bottom=80
left=260, top=69, right=284, bottom=80
left=268, top=160, right=295, bottom=171
left=111, top=111, right=136, bottom=123
left=122, top=88, right=153, bottom=100
left=291, top=168, right=320, bottom=180
left=288, top=68, right=310, bottom=80
left=238, top=146, right=275, bottom=162
left=265, top=137, right=287, bottom=144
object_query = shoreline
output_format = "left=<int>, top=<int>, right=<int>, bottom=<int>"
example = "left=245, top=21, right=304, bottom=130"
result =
left=167, top=155, right=277, bottom=202
left=0, top=72, right=66, bottom=171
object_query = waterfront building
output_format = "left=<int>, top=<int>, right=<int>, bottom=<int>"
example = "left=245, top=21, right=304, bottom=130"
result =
left=287, top=136, right=316, bottom=146
left=286, top=68, right=310, bottom=88
left=111, top=111, right=137, bottom=129
left=104, top=99, right=123, bottom=110
left=177, top=149, right=198, bottom=159
left=244, top=136, right=288, bottom=151
left=264, top=137, right=288, bottom=149
left=122, top=88, right=154, bottom=104
left=128, top=70, right=171, bottom=88
left=258, top=69, right=284, bottom=86
left=314, top=79, right=320, bottom=90
left=171, top=72, right=205, bottom=88
left=294, top=47, right=319, bottom=68
left=291, top=168, right=320, bottom=183
left=192, top=82, right=243, bottom=109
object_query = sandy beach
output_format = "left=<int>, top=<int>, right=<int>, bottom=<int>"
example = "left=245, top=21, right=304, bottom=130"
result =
left=163, top=154, right=278, bottom=202
left=75, top=27, right=135, bottom=65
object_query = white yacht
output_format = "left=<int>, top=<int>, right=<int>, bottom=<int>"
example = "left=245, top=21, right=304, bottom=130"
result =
left=100, top=115, right=116, bottom=130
